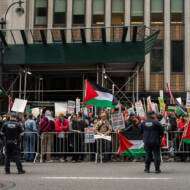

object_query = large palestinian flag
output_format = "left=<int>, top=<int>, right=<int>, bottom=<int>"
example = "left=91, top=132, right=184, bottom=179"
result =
left=118, top=130, right=146, bottom=158
left=182, top=122, right=190, bottom=144
left=83, top=80, right=118, bottom=108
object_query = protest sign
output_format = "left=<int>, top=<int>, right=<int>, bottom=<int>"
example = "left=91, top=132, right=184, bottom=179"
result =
left=111, top=113, right=125, bottom=130
left=147, top=96, right=152, bottom=111
left=68, top=100, right=75, bottom=114
left=94, top=135, right=111, bottom=141
left=128, top=107, right=135, bottom=114
left=158, top=97, right=165, bottom=112
left=176, top=97, right=182, bottom=105
left=186, top=92, right=190, bottom=108
left=135, top=101, right=145, bottom=117
left=31, top=107, right=41, bottom=118
left=159, top=90, right=164, bottom=98
left=11, top=98, right=27, bottom=113
left=55, top=102, right=67, bottom=116
left=76, top=98, right=80, bottom=114
left=84, top=128, right=95, bottom=143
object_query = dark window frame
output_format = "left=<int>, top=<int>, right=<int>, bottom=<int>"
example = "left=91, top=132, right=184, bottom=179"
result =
left=34, top=0, right=48, bottom=26
left=72, top=0, right=86, bottom=25
left=53, top=0, right=67, bottom=25
left=92, top=0, right=105, bottom=25
left=111, top=0, right=125, bottom=25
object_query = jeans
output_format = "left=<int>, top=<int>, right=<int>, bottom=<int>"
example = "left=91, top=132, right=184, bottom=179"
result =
left=24, top=133, right=36, bottom=161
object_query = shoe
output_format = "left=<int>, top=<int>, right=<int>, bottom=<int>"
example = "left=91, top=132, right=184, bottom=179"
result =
left=5, top=171, right=10, bottom=175
left=155, top=169, right=161, bottom=174
left=144, top=168, right=150, bottom=173
left=18, top=170, right=26, bottom=174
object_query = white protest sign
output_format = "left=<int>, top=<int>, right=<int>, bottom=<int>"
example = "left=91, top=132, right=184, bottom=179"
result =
left=111, top=113, right=125, bottom=130
left=159, top=90, right=164, bottom=98
left=11, top=98, right=27, bottom=113
left=128, top=107, right=135, bottom=114
left=176, top=97, right=182, bottom=105
left=186, top=92, right=190, bottom=108
left=31, top=107, right=40, bottom=118
left=55, top=102, right=67, bottom=116
left=94, top=135, right=111, bottom=141
left=76, top=98, right=80, bottom=114
left=68, top=100, right=75, bottom=114
left=135, top=101, right=145, bottom=117
left=84, top=128, right=95, bottom=143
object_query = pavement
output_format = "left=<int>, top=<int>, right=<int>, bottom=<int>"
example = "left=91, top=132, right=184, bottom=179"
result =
left=0, top=162, right=190, bottom=190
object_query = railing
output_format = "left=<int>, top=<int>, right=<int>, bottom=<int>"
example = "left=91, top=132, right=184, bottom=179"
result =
left=1, top=130, right=189, bottom=164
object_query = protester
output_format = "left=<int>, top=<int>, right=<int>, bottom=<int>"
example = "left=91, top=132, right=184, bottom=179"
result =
left=55, top=113, right=69, bottom=162
left=39, top=110, right=55, bottom=162
left=24, top=114, right=37, bottom=162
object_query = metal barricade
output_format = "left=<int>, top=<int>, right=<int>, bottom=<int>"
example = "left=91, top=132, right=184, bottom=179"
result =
left=96, top=132, right=120, bottom=163
left=40, top=132, right=97, bottom=163
left=20, top=132, right=40, bottom=163
left=163, top=131, right=190, bottom=156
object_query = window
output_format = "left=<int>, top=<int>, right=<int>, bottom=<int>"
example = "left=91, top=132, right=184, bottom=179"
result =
left=73, top=0, right=85, bottom=24
left=35, top=0, right=48, bottom=25
left=151, top=40, right=164, bottom=72
left=151, top=0, right=163, bottom=23
left=171, top=0, right=184, bottom=23
left=111, top=0, right=124, bottom=25
left=54, top=0, right=66, bottom=24
left=131, top=0, right=144, bottom=23
left=171, top=41, right=184, bottom=72
left=92, top=0, right=105, bottom=25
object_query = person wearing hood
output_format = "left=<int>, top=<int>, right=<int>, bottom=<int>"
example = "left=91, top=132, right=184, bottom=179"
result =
left=39, top=110, right=55, bottom=162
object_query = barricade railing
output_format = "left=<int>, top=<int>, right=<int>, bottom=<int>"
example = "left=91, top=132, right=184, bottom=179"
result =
left=163, top=131, right=190, bottom=156
left=20, top=132, right=40, bottom=163
left=8, top=130, right=190, bottom=164
left=40, top=132, right=97, bottom=163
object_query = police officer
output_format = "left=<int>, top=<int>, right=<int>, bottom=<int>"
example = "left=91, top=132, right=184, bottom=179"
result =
left=141, top=111, right=164, bottom=173
left=0, top=112, right=25, bottom=174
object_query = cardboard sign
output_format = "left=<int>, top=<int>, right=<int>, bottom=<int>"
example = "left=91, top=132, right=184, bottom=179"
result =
left=186, top=92, right=190, bottom=108
left=84, top=128, right=95, bottom=143
left=11, top=98, right=27, bottom=113
left=111, top=113, right=125, bottom=130
left=55, top=102, right=67, bottom=116
left=135, top=101, right=145, bottom=117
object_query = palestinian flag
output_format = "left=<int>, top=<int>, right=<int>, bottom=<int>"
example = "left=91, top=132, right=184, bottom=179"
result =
left=175, top=99, right=188, bottom=116
left=182, top=122, right=190, bottom=144
left=0, top=87, right=5, bottom=95
left=83, top=80, right=118, bottom=108
left=118, top=131, right=146, bottom=158
left=165, top=105, right=176, bottom=112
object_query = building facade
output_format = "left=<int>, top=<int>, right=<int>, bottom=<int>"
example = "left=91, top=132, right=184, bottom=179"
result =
left=0, top=0, right=190, bottom=105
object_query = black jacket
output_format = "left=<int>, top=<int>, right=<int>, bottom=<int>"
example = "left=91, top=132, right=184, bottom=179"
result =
left=140, top=118, right=164, bottom=145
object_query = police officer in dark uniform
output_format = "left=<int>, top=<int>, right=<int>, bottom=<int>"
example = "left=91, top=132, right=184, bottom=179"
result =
left=141, top=111, right=164, bottom=173
left=0, top=112, right=25, bottom=174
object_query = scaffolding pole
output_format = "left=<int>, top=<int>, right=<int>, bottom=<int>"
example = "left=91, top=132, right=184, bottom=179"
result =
left=136, top=65, right=139, bottom=102
left=23, top=72, right=27, bottom=100
left=19, top=73, right=22, bottom=99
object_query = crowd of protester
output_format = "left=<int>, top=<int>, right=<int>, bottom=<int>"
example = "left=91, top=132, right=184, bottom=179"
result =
left=0, top=108, right=190, bottom=163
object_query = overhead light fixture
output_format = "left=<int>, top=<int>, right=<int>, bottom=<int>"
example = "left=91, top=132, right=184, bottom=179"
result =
left=27, top=71, right=32, bottom=75
left=40, top=78, right=43, bottom=81
left=16, top=1, right=24, bottom=16
left=104, top=75, right=107, bottom=79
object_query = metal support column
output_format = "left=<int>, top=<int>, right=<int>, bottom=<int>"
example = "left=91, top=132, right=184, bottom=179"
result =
left=136, top=65, right=139, bottom=102
left=102, top=65, right=105, bottom=87
left=132, top=78, right=135, bottom=105
left=38, top=76, right=41, bottom=102
left=19, top=72, right=22, bottom=99
left=23, top=71, right=27, bottom=100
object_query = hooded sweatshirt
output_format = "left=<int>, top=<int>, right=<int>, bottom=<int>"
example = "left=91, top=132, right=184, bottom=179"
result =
left=39, top=111, right=55, bottom=133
